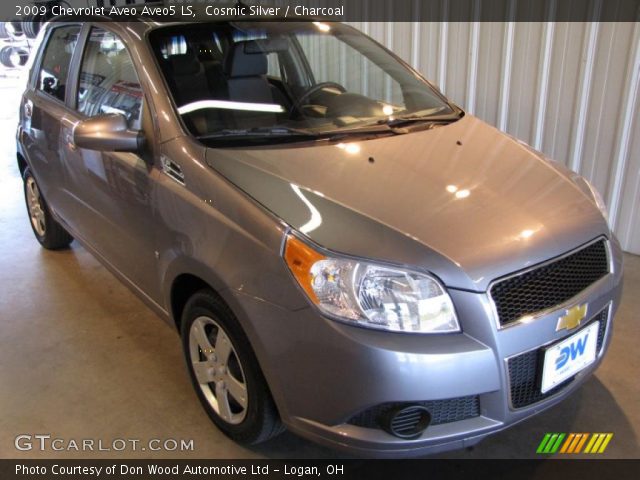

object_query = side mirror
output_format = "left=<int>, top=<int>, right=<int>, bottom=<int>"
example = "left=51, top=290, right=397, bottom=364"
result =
left=73, top=114, right=144, bottom=152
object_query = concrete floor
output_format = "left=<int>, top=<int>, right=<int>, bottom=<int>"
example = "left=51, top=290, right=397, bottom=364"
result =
left=0, top=76, right=638, bottom=459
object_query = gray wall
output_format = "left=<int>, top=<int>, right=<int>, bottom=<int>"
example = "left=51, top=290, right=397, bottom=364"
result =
left=347, top=21, right=640, bottom=254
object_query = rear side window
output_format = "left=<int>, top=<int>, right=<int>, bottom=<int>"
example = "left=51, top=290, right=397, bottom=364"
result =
left=37, top=25, right=81, bottom=102
left=76, top=27, right=144, bottom=129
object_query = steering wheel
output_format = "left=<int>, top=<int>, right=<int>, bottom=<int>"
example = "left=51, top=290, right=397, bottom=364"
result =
left=290, top=82, right=346, bottom=117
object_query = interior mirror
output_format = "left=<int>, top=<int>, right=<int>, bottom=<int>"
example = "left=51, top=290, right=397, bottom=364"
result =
left=73, top=114, right=144, bottom=152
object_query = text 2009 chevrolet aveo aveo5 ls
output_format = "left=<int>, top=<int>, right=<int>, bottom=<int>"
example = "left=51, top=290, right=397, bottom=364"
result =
left=16, top=18, right=623, bottom=456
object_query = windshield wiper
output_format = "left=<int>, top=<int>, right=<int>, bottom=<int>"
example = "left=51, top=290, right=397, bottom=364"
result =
left=320, top=123, right=410, bottom=141
left=376, top=111, right=463, bottom=128
left=198, top=125, right=405, bottom=144
left=197, top=126, right=319, bottom=140
left=196, top=116, right=459, bottom=145
left=321, top=112, right=463, bottom=141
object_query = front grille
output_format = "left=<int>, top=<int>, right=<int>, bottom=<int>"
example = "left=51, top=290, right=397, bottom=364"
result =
left=347, top=395, right=480, bottom=429
left=508, top=307, right=609, bottom=409
left=491, top=239, right=609, bottom=327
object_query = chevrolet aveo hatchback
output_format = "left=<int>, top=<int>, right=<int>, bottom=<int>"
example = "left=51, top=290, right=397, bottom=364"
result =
left=17, top=19, right=623, bottom=456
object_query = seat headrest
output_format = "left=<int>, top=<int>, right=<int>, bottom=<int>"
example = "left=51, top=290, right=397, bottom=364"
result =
left=169, top=51, right=202, bottom=76
left=224, top=41, right=268, bottom=78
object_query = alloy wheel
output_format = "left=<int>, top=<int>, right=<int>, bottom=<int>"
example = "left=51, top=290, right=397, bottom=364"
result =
left=189, top=316, right=248, bottom=424
left=26, top=177, right=46, bottom=236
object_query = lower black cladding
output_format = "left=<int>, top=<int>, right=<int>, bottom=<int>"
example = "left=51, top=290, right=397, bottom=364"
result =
left=347, top=395, right=481, bottom=432
left=379, top=405, right=431, bottom=439
left=507, top=306, right=609, bottom=409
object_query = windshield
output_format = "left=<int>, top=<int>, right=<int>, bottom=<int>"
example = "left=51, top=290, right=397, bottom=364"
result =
left=149, top=22, right=458, bottom=145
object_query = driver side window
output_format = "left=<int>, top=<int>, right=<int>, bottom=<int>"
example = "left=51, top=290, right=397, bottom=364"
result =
left=76, top=28, right=143, bottom=129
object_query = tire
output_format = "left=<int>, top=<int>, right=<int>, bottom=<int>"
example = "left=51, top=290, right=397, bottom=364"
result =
left=181, top=290, right=284, bottom=445
left=0, top=46, right=14, bottom=68
left=6, top=46, right=29, bottom=68
left=7, top=21, right=24, bottom=40
left=23, top=16, right=41, bottom=39
left=23, top=168, right=73, bottom=250
left=0, top=23, right=9, bottom=39
left=13, top=47, right=30, bottom=67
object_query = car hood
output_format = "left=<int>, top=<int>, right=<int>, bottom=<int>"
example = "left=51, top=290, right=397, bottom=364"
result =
left=205, top=115, right=608, bottom=291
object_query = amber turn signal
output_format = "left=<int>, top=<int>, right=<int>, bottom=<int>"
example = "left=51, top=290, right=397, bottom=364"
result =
left=283, top=235, right=326, bottom=304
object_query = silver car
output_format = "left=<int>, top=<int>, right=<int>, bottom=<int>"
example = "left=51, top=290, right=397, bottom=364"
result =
left=16, top=18, right=623, bottom=457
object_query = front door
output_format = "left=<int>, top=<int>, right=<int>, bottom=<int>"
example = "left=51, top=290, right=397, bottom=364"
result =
left=61, top=26, right=160, bottom=300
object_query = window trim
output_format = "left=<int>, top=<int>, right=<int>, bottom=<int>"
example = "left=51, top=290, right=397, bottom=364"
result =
left=66, top=23, right=91, bottom=111
left=144, top=24, right=202, bottom=141
left=32, top=23, right=83, bottom=107
left=68, top=22, right=160, bottom=162
left=71, top=24, right=145, bottom=130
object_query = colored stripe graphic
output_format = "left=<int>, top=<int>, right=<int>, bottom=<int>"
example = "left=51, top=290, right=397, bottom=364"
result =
left=560, top=434, right=575, bottom=453
left=584, top=434, right=599, bottom=453
left=549, top=433, right=565, bottom=453
left=569, top=433, right=586, bottom=453
left=539, top=433, right=613, bottom=454
left=598, top=433, right=613, bottom=453
left=537, top=433, right=565, bottom=454
left=592, top=434, right=606, bottom=452
left=537, top=433, right=552, bottom=453
left=544, top=434, right=558, bottom=453
left=575, top=433, right=589, bottom=453
left=585, top=433, right=614, bottom=453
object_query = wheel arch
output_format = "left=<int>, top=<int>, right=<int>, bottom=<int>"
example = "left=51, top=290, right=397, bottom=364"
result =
left=17, top=152, right=28, bottom=177
left=170, top=273, right=214, bottom=332
left=163, top=254, right=229, bottom=330
left=168, top=270, right=285, bottom=418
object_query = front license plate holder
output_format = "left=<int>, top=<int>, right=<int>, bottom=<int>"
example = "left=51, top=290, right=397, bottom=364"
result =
left=540, top=322, right=599, bottom=394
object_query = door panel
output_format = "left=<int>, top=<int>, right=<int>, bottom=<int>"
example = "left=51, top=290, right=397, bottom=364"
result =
left=23, top=25, right=81, bottom=218
left=61, top=26, right=160, bottom=300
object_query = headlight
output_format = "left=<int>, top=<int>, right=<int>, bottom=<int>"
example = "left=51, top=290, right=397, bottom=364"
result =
left=583, top=179, right=610, bottom=227
left=283, top=234, right=460, bottom=334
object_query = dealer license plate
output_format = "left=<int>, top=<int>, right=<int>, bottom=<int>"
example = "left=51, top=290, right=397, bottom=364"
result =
left=540, top=321, right=599, bottom=394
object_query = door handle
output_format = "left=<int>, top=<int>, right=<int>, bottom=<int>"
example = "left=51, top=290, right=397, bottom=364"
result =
left=24, top=101, right=33, bottom=119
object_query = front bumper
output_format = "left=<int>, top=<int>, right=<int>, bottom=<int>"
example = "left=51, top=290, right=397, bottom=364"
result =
left=226, top=238, right=624, bottom=457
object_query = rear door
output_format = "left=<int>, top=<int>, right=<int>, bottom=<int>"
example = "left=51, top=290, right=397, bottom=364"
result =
left=60, top=25, right=161, bottom=300
left=21, top=24, right=81, bottom=219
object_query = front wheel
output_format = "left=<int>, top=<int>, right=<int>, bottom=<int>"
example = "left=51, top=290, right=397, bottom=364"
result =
left=23, top=168, right=73, bottom=250
left=181, top=290, right=284, bottom=444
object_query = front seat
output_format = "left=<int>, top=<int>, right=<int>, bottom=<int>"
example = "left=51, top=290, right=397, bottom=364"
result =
left=169, top=50, right=209, bottom=105
left=167, top=49, right=215, bottom=134
left=224, top=41, right=280, bottom=105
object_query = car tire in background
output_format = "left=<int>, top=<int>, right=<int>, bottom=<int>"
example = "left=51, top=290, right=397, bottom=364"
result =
left=22, top=168, right=74, bottom=250
left=181, top=290, right=285, bottom=445
left=0, top=46, right=29, bottom=68
left=12, top=46, right=29, bottom=67
left=22, top=18, right=42, bottom=39
left=7, top=21, right=24, bottom=40
left=0, top=46, right=15, bottom=67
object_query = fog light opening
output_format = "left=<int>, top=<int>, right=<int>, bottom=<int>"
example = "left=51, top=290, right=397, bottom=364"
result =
left=378, top=405, right=431, bottom=439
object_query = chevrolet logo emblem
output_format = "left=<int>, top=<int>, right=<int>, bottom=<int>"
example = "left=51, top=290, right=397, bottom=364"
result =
left=556, top=304, right=588, bottom=331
